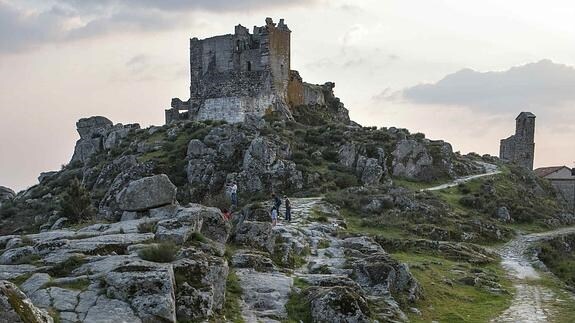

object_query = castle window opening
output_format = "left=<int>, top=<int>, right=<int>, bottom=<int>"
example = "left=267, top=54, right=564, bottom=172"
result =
left=247, top=61, right=252, bottom=71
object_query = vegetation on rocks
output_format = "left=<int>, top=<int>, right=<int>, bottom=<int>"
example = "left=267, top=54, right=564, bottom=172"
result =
left=138, top=242, right=179, bottom=263
left=60, top=178, right=96, bottom=223
left=537, top=233, right=575, bottom=288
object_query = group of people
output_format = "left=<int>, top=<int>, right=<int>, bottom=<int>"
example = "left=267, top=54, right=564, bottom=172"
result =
left=220, top=182, right=292, bottom=227
left=270, top=193, right=291, bottom=227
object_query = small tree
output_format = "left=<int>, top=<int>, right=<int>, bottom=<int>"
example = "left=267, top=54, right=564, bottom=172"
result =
left=60, top=178, right=96, bottom=223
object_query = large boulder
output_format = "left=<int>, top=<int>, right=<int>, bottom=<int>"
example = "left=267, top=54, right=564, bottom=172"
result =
left=232, top=221, right=274, bottom=252
left=117, top=174, right=177, bottom=211
left=391, top=139, right=433, bottom=180
left=76, top=116, right=113, bottom=140
left=0, top=280, right=53, bottom=323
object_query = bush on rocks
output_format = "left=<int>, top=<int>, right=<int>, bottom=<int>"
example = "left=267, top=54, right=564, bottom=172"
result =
left=139, top=242, right=179, bottom=263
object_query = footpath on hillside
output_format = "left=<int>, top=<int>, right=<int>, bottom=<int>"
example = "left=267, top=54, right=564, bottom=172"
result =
left=492, top=227, right=575, bottom=322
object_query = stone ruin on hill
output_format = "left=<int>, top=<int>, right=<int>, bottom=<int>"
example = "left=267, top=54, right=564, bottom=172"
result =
left=165, top=17, right=346, bottom=124
left=499, top=112, right=536, bottom=170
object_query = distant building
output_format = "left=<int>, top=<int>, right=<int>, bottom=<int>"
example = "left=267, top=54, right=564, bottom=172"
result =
left=500, top=112, right=536, bottom=170
left=535, top=166, right=575, bottom=211
left=166, top=17, right=341, bottom=124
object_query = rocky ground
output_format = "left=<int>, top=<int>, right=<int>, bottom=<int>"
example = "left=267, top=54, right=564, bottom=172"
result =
left=1, top=112, right=574, bottom=322
left=232, top=197, right=421, bottom=322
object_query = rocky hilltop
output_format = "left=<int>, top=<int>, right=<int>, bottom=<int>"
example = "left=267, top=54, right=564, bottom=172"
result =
left=1, top=102, right=574, bottom=322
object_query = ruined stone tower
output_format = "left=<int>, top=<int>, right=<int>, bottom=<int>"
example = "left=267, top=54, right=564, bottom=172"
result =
left=166, top=18, right=346, bottom=124
left=499, top=112, right=536, bottom=170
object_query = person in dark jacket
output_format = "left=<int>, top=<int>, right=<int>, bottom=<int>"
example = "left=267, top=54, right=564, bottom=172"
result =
left=272, top=193, right=281, bottom=210
left=284, top=196, right=291, bottom=222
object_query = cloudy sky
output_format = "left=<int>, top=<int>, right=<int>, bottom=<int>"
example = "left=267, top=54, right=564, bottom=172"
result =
left=1, top=0, right=574, bottom=191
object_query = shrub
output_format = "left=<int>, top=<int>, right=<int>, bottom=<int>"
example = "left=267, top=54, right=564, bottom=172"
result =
left=139, top=242, right=179, bottom=263
left=138, top=222, right=157, bottom=233
left=45, top=255, right=86, bottom=277
left=190, top=231, right=206, bottom=243
left=60, top=178, right=96, bottom=223
left=334, top=173, right=359, bottom=189
left=322, top=150, right=339, bottom=162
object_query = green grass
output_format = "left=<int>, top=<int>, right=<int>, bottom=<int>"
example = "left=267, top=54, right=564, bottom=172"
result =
left=341, top=209, right=408, bottom=239
left=216, top=269, right=244, bottom=323
left=394, top=178, right=447, bottom=191
left=284, top=278, right=312, bottom=323
left=44, top=255, right=87, bottom=277
left=392, top=252, right=513, bottom=322
left=43, top=277, right=90, bottom=291
left=138, top=242, right=179, bottom=263
left=535, top=275, right=575, bottom=322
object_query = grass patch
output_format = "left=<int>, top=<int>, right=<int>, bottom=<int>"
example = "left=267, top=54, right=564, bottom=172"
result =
left=317, top=239, right=330, bottom=249
left=44, top=255, right=87, bottom=277
left=285, top=278, right=312, bottom=323
left=137, top=221, right=157, bottom=233
left=535, top=275, right=575, bottom=322
left=44, top=278, right=90, bottom=291
left=138, top=242, right=179, bottom=263
left=13, top=254, right=42, bottom=266
left=9, top=273, right=33, bottom=287
left=341, top=209, right=408, bottom=239
left=392, top=252, right=513, bottom=322
left=216, top=269, right=244, bottom=323
left=190, top=231, right=207, bottom=243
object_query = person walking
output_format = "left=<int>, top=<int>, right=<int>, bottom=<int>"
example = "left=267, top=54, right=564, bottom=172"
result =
left=284, top=196, right=291, bottom=222
left=229, top=182, right=238, bottom=208
left=272, top=193, right=281, bottom=210
left=270, top=206, right=278, bottom=227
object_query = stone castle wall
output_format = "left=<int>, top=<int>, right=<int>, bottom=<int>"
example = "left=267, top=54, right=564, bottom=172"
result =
left=166, top=18, right=350, bottom=125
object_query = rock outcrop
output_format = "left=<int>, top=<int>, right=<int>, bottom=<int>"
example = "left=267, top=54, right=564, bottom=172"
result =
left=0, top=186, right=15, bottom=207
left=0, top=280, right=53, bottom=323
left=71, top=116, right=139, bottom=164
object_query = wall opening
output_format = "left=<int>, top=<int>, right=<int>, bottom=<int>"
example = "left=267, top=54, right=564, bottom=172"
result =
left=247, top=61, right=252, bottom=71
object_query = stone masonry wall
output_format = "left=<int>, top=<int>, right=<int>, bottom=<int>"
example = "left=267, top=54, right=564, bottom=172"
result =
left=499, top=112, right=535, bottom=170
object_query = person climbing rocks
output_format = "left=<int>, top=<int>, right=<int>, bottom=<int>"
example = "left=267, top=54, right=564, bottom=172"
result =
left=229, top=182, right=238, bottom=208
left=284, top=195, right=291, bottom=222
left=270, top=206, right=278, bottom=227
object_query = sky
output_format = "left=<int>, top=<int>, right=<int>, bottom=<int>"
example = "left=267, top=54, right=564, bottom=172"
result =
left=1, top=0, right=574, bottom=192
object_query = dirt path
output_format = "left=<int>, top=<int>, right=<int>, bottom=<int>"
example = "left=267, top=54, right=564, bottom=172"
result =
left=423, top=162, right=500, bottom=191
left=492, top=227, right=575, bottom=322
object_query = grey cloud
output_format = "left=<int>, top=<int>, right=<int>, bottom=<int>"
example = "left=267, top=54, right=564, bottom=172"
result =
left=60, top=0, right=319, bottom=13
left=394, top=59, right=575, bottom=112
left=0, top=0, right=319, bottom=53
left=0, top=2, right=70, bottom=52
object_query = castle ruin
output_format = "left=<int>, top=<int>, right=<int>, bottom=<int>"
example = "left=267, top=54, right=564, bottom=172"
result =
left=166, top=18, right=341, bottom=124
left=499, top=112, right=536, bottom=170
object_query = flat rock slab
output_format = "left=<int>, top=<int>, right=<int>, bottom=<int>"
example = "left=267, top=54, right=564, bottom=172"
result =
left=84, top=296, right=142, bottom=323
left=236, top=268, right=293, bottom=322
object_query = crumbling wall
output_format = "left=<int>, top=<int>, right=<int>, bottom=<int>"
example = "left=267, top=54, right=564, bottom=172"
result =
left=499, top=112, right=535, bottom=170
